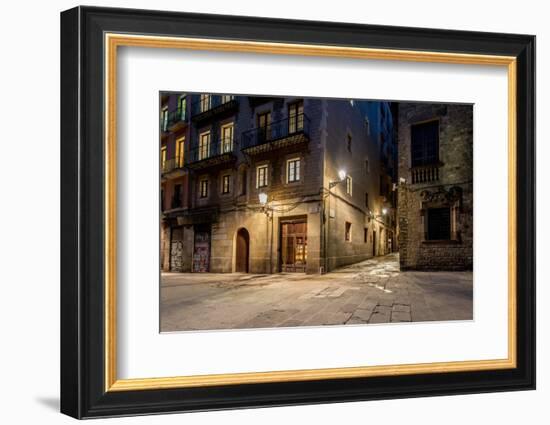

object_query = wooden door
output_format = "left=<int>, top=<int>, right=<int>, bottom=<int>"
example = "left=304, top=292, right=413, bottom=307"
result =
left=280, top=219, right=307, bottom=272
left=235, top=228, right=249, bottom=273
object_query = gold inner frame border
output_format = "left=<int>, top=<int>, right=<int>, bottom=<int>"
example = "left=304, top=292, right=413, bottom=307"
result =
left=104, top=33, right=517, bottom=392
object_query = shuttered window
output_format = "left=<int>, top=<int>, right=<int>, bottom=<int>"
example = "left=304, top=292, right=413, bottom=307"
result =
left=427, top=207, right=451, bottom=240
left=411, top=120, right=439, bottom=167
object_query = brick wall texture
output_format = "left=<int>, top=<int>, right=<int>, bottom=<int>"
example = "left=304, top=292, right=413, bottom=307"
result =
left=397, top=103, right=473, bottom=270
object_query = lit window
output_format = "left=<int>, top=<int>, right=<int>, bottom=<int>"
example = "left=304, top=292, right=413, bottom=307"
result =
left=198, top=131, right=210, bottom=160
left=221, top=94, right=234, bottom=103
left=161, top=107, right=168, bottom=131
left=178, top=95, right=186, bottom=120
left=222, top=175, right=230, bottom=194
left=199, top=179, right=209, bottom=198
left=345, top=222, right=352, bottom=242
left=256, top=165, right=268, bottom=188
left=199, top=94, right=211, bottom=112
left=346, top=175, right=352, bottom=195
left=257, top=112, right=271, bottom=142
left=288, top=101, right=304, bottom=133
left=160, top=146, right=167, bottom=171
left=220, top=123, right=234, bottom=153
left=287, top=158, right=301, bottom=183
left=175, top=137, right=185, bottom=168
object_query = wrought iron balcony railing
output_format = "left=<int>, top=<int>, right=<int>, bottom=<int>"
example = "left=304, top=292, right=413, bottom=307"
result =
left=186, top=137, right=237, bottom=169
left=161, top=107, right=187, bottom=132
left=241, top=113, right=310, bottom=153
left=161, top=156, right=185, bottom=175
left=168, top=107, right=187, bottom=127
left=191, top=95, right=238, bottom=121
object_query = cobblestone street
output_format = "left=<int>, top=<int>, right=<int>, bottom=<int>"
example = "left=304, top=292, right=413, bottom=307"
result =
left=160, top=253, right=473, bottom=332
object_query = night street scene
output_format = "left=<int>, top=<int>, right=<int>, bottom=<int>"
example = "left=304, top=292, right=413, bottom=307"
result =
left=159, top=93, right=473, bottom=331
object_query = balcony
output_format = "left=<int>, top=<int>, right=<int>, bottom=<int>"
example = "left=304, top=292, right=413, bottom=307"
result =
left=241, top=114, right=310, bottom=156
left=185, top=137, right=237, bottom=171
left=191, top=95, right=238, bottom=124
left=167, top=107, right=187, bottom=130
left=410, top=163, right=442, bottom=184
left=161, top=156, right=185, bottom=177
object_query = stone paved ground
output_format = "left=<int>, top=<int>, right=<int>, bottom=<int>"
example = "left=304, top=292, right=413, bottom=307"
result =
left=160, top=253, right=473, bottom=332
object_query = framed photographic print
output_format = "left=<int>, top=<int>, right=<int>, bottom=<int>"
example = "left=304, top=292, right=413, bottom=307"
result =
left=60, top=6, right=536, bottom=419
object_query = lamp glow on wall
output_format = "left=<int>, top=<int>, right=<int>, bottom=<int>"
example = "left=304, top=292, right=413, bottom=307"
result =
left=338, top=169, right=347, bottom=181
left=259, top=192, right=268, bottom=206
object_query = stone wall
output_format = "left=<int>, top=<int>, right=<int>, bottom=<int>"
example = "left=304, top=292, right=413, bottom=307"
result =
left=324, top=100, right=395, bottom=271
left=397, top=103, right=473, bottom=270
left=208, top=199, right=322, bottom=274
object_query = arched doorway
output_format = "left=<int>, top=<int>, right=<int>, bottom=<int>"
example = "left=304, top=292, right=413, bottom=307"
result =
left=235, top=228, right=250, bottom=273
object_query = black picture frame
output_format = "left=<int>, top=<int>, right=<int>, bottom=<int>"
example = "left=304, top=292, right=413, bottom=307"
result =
left=60, top=6, right=536, bottom=419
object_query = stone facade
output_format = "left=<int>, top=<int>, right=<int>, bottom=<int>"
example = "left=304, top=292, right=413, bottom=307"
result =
left=397, top=103, right=473, bottom=270
left=160, top=94, right=396, bottom=274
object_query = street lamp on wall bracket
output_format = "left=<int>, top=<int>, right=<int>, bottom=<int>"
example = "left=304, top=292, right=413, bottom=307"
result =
left=369, top=208, right=389, bottom=220
left=258, top=192, right=273, bottom=220
left=329, top=169, right=347, bottom=189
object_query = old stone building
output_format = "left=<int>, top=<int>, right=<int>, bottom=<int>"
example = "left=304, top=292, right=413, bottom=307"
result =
left=397, top=103, right=473, bottom=270
left=160, top=93, right=396, bottom=274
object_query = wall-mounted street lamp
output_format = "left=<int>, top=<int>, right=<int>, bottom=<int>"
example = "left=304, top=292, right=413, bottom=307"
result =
left=368, top=207, right=390, bottom=221
left=259, top=192, right=268, bottom=207
left=329, top=169, right=347, bottom=189
left=258, top=192, right=273, bottom=219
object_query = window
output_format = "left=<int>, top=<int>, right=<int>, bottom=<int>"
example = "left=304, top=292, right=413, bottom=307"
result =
left=161, top=107, right=168, bottom=131
left=365, top=117, right=370, bottom=135
left=347, top=134, right=352, bottom=152
left=346, top=175, right=352, bottom=195
left=198, top=131, right=210, bottom=160
left=257, top=112, right=271, bottom=142
left=256, top=164, right=268, bottom=188
left=199, top=94, right=211, bottom=112
left=365, top=158, right=370, bottom=174
left=365, top=192, right=369, bottom=210
left=220, top=123, right=234, bottom=153
left=160, top=189, right=165, bottom=211
left=160, top=146, right=167, bottom=171
left=172, top=184, right=182, bottom=208
left=288, top=101, right=304, bottom=133
left=380, top=175, right=386, bottom=197
left=178, top=95, right=186, bottom=120
left=364, top=228, right=368, bottom=243
left=221, top=94, right=234, bottom=103
left=199, top=179, right=209, bottom=198
left=345, top=222, right=352, bottom=242
left=411, top=120, right=439, bottom=167
left=287, top=158, right=301, bottom=183
left=426, top=207, right=451, bottom=240
left=175, top=137, right=185, bottom=168
left=222, top=175, right=230, bottom=194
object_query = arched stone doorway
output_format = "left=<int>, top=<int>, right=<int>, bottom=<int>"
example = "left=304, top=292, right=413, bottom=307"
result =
left=235, top=228, right=250, bottom=273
